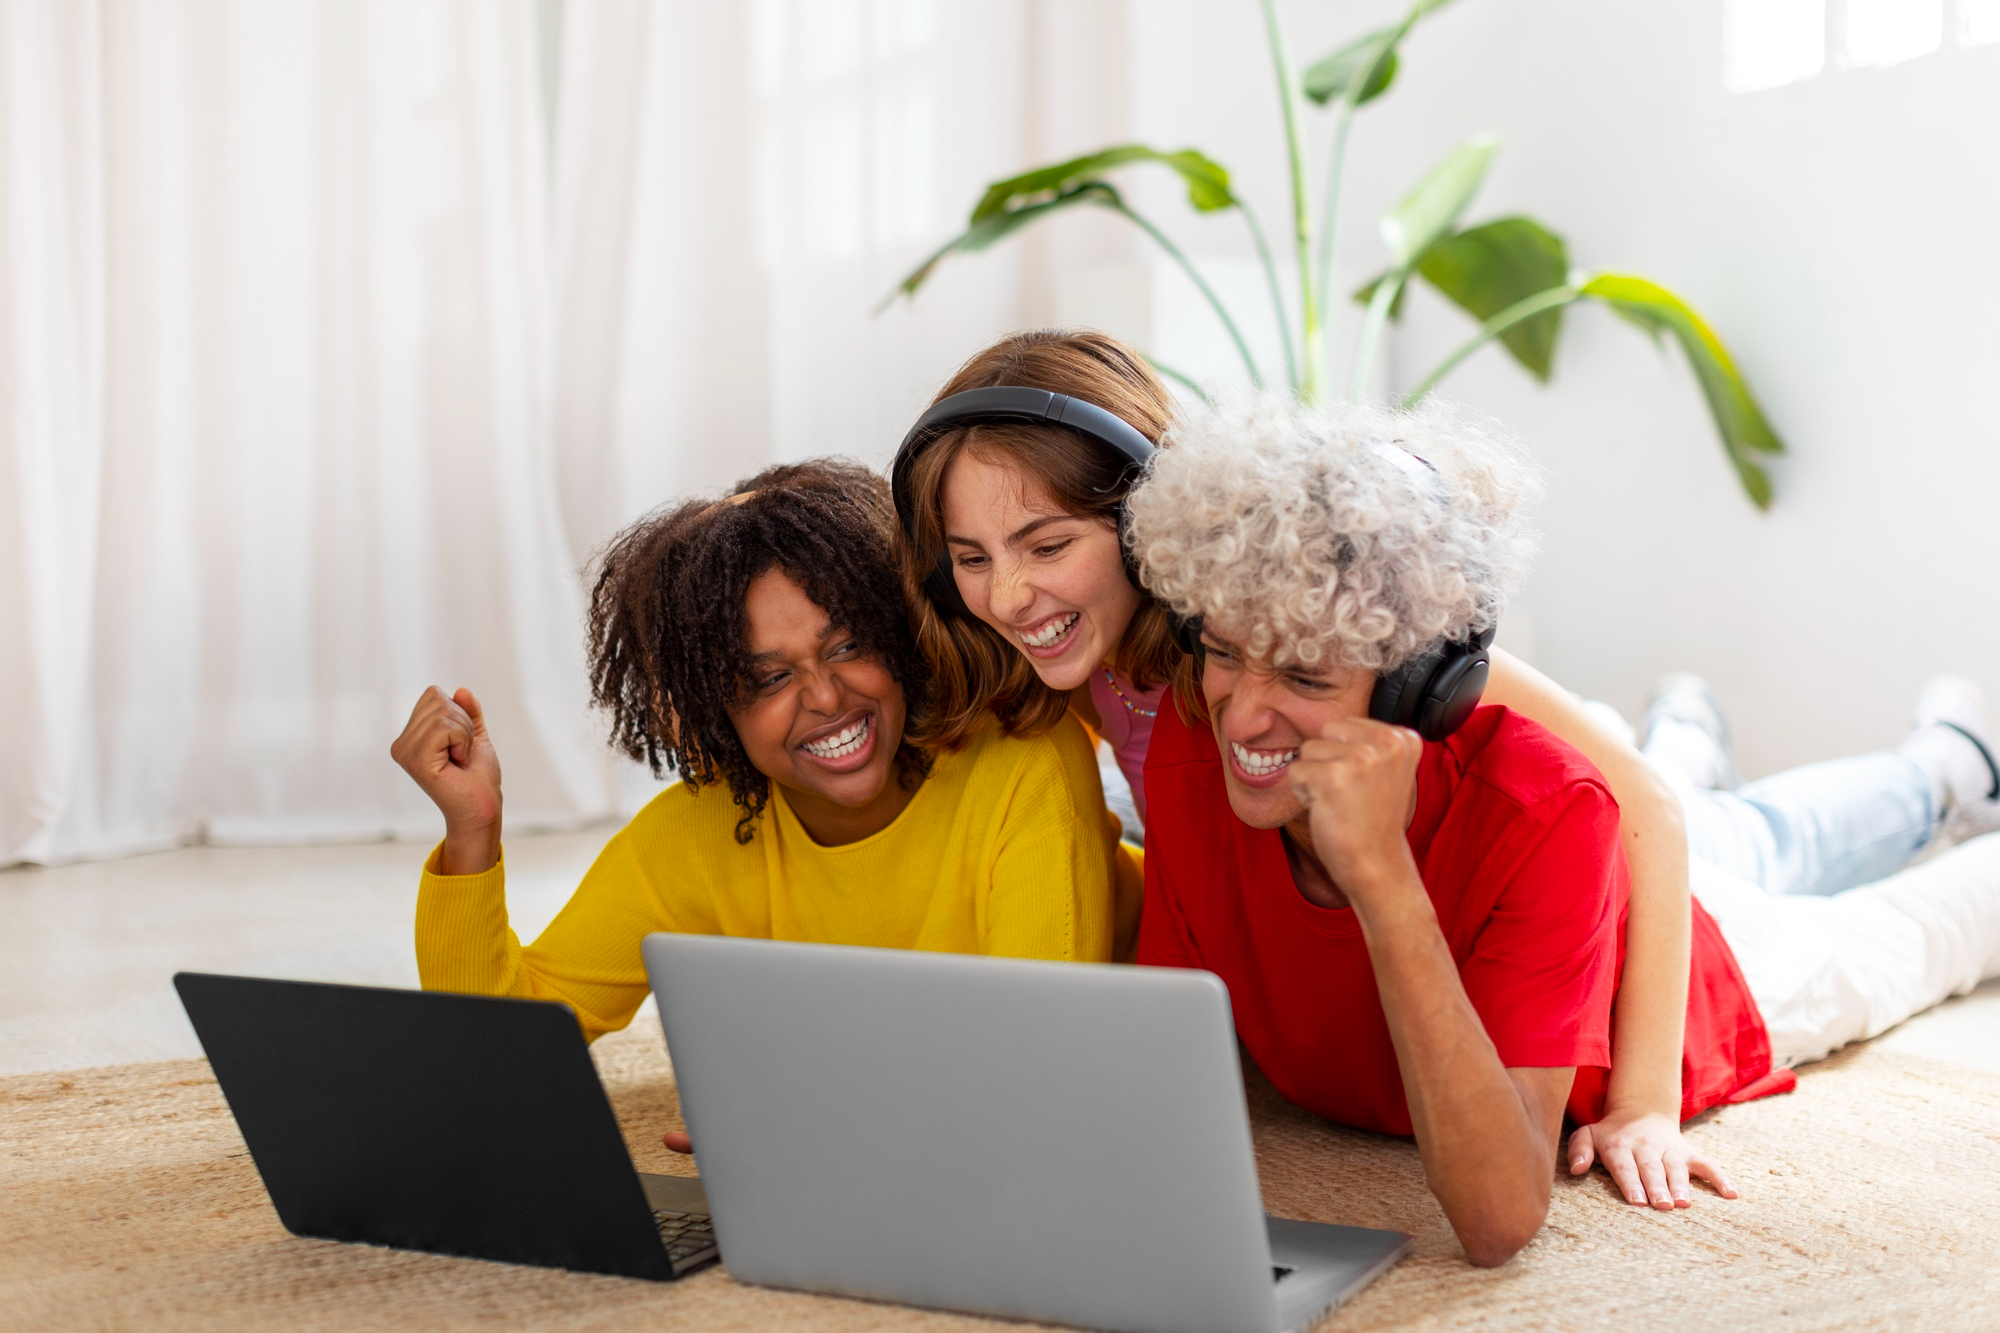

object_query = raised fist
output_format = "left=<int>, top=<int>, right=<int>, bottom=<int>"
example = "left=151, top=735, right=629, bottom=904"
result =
left=391, top=686, right=503, bottom=874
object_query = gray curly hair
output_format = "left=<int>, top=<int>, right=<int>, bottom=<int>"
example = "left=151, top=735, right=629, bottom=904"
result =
left=1126, top=393, right=1540, bottom=674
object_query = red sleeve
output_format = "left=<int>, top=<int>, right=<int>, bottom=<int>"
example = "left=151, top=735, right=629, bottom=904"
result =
left=1457, top=782, right=1626, bottom=1070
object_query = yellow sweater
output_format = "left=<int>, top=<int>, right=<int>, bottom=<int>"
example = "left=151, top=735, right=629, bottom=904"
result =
left=416, top=715, right=1141, bottom=1041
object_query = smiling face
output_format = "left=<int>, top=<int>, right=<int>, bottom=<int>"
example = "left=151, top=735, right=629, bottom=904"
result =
left=1199, top=623, right=1376, bottom=831
left=726, top=568, right=913, bottom=843
left=938, top=448, right=1143, bottom=692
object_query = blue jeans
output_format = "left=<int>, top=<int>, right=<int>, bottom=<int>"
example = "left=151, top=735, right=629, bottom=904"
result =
left=1660, top=752, right=1941, bottom=897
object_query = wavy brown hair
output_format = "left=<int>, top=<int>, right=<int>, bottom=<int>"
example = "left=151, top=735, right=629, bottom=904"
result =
left=588, top=459, right=933, bottom=842
left=898, top=328, right=1182, bottom=751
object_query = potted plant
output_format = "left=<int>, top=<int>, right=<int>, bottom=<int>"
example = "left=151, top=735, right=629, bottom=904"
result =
left=885, top=0, right=1786, bottom=507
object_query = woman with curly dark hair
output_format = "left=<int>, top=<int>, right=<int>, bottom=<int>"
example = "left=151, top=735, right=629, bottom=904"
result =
left=391, top=459, right=1128, bottom=1045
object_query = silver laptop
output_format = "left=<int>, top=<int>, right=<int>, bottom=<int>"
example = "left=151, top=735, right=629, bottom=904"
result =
left=642, top=935, right=1409, bottom=1333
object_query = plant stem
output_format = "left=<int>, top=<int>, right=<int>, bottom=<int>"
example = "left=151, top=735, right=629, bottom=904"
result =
left=1238, top=200, right=1298, bottom=391
left=1107, top=198, right=1264, bottom=388
left=1399, top=284, right=1581, bottom=405
left=1259, top=0, right=1321, bottom=403
left=1144, top=355, right=1214, bottom=404
left=1350, top=268, right=1405, bottom=401
left=1314, top=99, right=1355, bottom=383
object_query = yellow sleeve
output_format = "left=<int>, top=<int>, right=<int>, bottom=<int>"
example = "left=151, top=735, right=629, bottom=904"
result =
left=980, top=725, right=1122, bottom=963
left=415, top=845, right=529, bottom=998
left=415, top=797, right=718, bottom=1042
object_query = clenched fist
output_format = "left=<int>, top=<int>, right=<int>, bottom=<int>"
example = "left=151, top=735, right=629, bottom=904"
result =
left=1285, top=717, right=1423, bottom=902
left=391, top=686, right=503, bottom=875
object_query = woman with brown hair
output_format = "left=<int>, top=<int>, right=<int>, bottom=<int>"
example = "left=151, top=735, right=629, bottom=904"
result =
left=391, top=458, right=1128, bottom=1049
left=894, top=331, right=1180, bottom=820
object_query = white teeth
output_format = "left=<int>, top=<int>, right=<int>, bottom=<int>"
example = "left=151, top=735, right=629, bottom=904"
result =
left=803, top=716, right=870, bottom=760
left=1230, top=741, right=1299, bottom=776
left=1018, top=612, right=1079, bottom=649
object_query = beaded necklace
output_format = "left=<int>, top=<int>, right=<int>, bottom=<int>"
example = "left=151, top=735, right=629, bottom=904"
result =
left=1100, top=667, right=1158, bottom=719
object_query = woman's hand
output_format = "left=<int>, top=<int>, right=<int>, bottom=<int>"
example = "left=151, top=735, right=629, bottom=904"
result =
left=662, top=1130, right=693, bottom=1154
left=390, top=686, right=504, bottom=875
left=1568, top=1107, right=1737, bottom=1209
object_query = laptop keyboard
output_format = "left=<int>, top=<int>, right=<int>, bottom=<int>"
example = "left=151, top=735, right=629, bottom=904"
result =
left=653, top=1207, right=1279, bottom=1283
left=653, top=1209, right=720, bottom=1269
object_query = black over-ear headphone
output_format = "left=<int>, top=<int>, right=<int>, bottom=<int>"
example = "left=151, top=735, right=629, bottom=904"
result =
left=1172, top=618, right=1493, bottom=743
left=889, top=386, right=1156, bottom=619
left=890, top=387, right=1494, bottom=742
left=1370, top=626, right=1496, bottom=741
left=1175, top=619, right=1495, bottom=743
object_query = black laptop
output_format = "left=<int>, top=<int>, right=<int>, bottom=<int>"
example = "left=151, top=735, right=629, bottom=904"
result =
left=173, top=972, right=718, bottom=1280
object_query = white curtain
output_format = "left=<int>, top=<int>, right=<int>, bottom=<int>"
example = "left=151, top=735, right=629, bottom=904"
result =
left=0, top=0, right=1124, bottom=866
left=546, top=0, right=1085, bottom=546
left=0, top=0, right=610, bottom=864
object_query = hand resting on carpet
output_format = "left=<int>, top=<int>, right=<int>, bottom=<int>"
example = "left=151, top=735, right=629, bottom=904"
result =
left=1568, top=1107, right=1736, bottom=1210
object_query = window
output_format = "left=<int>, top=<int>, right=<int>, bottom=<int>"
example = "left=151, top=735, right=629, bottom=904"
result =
left=1726, top=0, right=1992, bottom=92
left=755, top=0, right=937, bottom=265
left=1961, top=0, right=2000, bottom=44
left=1846, top=0, right=1943, bottom=64
left=1725, top=0, right=1825, bottom=93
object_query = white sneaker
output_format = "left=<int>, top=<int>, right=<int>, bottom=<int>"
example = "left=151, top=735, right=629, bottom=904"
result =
left=1640, top=673, right=1739, bottom=790
left=1904, top=676, right=2000, bottom=844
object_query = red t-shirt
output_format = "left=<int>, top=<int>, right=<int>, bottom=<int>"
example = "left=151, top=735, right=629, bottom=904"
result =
left=1138, top=703, right=1790, bottom=1134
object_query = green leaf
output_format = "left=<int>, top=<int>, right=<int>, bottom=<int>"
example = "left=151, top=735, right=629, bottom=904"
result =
left=1413, top=216, right=1570, bottom=381
left=969, top=145, right=1233, bottom=224
left=1301, top=0, right=1458, bottom=107
left=1302, top=27, right=1401, bottom=107
left=886, top=182, right=1119, bottom=308
left=1579, top=272, right=1786, bottom=509
left=1380, top=135, right=1498, bottom=269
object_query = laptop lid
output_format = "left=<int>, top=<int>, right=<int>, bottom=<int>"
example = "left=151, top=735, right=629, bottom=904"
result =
left=173, top=973, right=680, bottom=1281
left=642, top=936, right=1283, bottom=1333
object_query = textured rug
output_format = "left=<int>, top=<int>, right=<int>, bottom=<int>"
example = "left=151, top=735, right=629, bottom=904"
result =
left=4, top=1023, right=1997, bottom=1332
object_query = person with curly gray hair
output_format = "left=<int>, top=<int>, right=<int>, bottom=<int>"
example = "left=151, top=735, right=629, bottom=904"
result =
left=1125, top=394, right=1781, bottom=1268
left=1128, top=393, right=2000, bottom=1268
left=1128, top=393, right=1537, bottom=680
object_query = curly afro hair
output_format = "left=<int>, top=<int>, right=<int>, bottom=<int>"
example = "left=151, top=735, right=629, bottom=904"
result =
left=1128, top=392, right=1539, bottom=678
left=587, top=458, right=934, bottom=842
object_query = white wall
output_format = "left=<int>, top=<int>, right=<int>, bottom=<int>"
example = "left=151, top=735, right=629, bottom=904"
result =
left=1114, top=0, right=2000, bottom=778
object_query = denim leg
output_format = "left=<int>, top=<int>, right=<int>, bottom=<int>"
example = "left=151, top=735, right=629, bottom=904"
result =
left=1673, top=753, right=1940, bottom=897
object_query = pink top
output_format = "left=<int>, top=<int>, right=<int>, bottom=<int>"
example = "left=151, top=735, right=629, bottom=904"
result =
left=1086, top=667, right=1167, bottom=823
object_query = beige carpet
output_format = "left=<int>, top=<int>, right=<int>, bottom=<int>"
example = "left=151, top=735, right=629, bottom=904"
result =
left=4, top=1027, right=1997, bottom=1333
